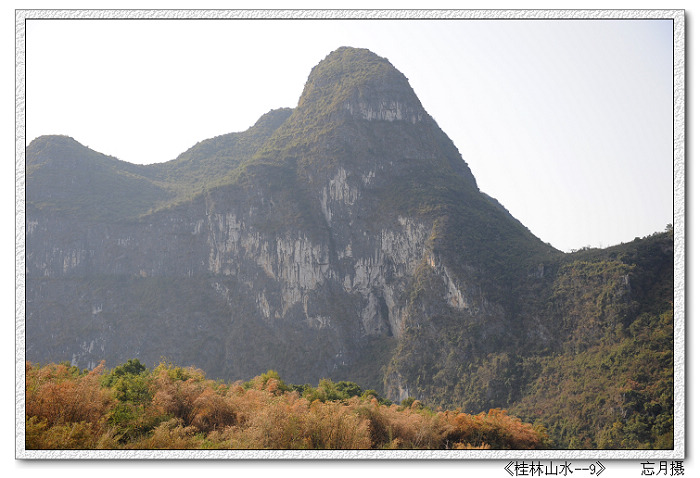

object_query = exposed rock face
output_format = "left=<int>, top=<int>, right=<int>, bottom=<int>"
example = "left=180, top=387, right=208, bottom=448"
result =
left=344, top=99, right=425, bottom=124
left=25, top=47, right=555, bottom=397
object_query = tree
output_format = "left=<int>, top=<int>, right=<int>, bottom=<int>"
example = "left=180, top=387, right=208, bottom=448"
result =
left=102, top=359, right=151, bottom=403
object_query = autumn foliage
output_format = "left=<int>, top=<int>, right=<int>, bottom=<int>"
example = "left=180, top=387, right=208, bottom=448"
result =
left=25, top=360, right=549, bottom=450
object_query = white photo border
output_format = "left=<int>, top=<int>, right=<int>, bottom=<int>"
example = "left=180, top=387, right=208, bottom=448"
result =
left=15, top=8, right=686, bottom=460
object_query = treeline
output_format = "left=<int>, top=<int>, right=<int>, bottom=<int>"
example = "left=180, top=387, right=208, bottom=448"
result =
left=25, top=360, right=549, bottom=450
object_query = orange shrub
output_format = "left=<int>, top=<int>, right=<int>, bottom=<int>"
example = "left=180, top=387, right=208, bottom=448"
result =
left=26, top=361, right=114, bottom=426
left=25, top=362, right=548, bottom=450
left=25, top=361, right=115, bottom=449
left=190, top=386, right=238, bottom=433
left=304, top=398, right=371, bottom=449
left=138, top=418, right=203, bottom=449
left=443, top=408, right=544, bottom=449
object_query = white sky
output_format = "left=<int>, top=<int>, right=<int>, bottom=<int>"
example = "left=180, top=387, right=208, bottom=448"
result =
left=23, top=14, right=674, bottom=253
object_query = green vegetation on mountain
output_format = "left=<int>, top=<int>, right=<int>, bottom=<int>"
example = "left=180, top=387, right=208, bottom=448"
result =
left=512, top=307, right=673, bottom=449
left=146, top=107, right=293, bottom=190
left=510, top=229, right=674, bottom=449
left=26, top=135, right=172, bottom=221
left=27, top=108, right=294, bottom=221
left=387, top=228, right=674, bottom=449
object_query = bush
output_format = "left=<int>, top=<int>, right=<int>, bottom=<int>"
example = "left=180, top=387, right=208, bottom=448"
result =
left=25, top=360, right=547, bottom=450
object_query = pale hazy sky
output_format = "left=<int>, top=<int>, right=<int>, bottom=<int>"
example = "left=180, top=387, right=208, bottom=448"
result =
left=23, top=14, right=675, bottom=252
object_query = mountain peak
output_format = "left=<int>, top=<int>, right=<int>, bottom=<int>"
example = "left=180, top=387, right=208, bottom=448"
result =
left=297, top=47, right=426, bottom=124
left=27, top=135, right=109, bottom=170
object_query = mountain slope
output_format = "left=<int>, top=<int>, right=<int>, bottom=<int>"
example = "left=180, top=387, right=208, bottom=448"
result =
left=26, top=135, right=171, bottom=220
left=27, top=107, right=294, bottom=221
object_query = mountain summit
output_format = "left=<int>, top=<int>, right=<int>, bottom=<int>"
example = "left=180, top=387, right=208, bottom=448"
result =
left=25, top=47, right=673, bottom=448
left=299, top=47, right=427, bottom=124
left=251, top=47, right=479, bottom=193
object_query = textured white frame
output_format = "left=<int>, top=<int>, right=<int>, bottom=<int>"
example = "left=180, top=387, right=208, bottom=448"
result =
left=15, top=9, right=685, bottom=461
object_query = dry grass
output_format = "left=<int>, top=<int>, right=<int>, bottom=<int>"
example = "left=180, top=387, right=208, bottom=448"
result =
left=25, top=361, right=548, bottom=450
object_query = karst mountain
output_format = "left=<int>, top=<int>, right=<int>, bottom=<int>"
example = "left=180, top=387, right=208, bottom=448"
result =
left=26, top=47, right=673, bottom=448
